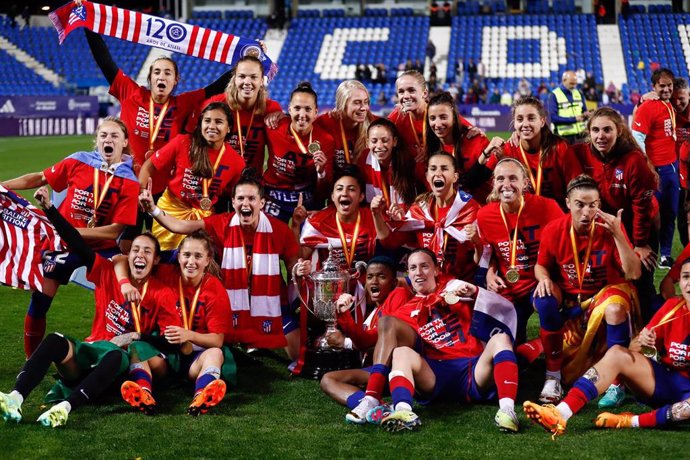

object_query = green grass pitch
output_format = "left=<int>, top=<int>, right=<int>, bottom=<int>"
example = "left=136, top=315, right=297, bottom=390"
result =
left=0, top=134, right=687, bottom=459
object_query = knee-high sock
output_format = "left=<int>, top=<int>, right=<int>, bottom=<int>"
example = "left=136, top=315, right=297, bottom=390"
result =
left=14, top=332, right=70, bottom=399
left=346, top=390, right=365, bottom=410
left=195, top=366, right=221, bottom=393
left=389, top=372, right=414, bottom=411
left=639, top=405, right=673, bottom=428
left=128, top=363, right=153, bottom=393
left=24, top=291, right=54, bottom=357
left=364, top=364, right=390, bottom=402
left=558, top=376, right=598, bottom=420
left=67, top=350, right=122, bottom=410
left=606, top=321, right=630, bottom=349
left=534, top=295, right=564, bottom=374
left=516, top=337, right=543, bottom=365
left=493, top=350, right=518, bottom=406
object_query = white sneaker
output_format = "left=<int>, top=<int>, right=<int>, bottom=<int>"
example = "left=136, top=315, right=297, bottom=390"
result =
left=345, top=397, right=378, bottom=425
left=538, top=377, right=563, bottom=404
left=0, top=392, right=22, bottom=423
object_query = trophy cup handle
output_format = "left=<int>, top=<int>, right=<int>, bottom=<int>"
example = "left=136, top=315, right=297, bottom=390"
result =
left=292, top=263, right=315, bottom=316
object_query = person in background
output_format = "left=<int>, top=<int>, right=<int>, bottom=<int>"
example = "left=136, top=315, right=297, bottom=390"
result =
left=547, top=70, right=590, bottom=144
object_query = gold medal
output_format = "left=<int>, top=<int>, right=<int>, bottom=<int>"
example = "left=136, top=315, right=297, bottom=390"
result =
left=87, top=217, right=96, bottom=228
left=505, top=268, right=520, bottom=284
left=443, top=292, right=460, bottom=305
left=180, top=341, right=194, bottom=355
left=199, top=197, right=212, bottom=211
left=307, top=141, right=321, bottom=155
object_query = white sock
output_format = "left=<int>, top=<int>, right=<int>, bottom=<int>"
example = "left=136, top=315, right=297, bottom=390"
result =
left=545, top=370, right=562, bottom=381
left=394, top=401, right=412, bottom=412
left=632, top=415, right=640, bottom=428
left=9, top=390, right=23, bottom=405
left=54, top=400, right=72, bottom=414
left=499, top=397, right=514, bottom=413
left=556, top=402, right=573, bottom=421
left=363, top=395, right=378, bottom=405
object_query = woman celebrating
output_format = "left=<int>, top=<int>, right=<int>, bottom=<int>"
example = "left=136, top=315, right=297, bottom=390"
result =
left=264, top=81, right=336, bottom=222
left=374, top=152, right=482, bottom=283
left=359, top=118, right=417, bottom=212
left=315, top=80, right=374, bottom=169
left=532, top=175, right=642, bottom=404
left=191, top=55, right=284, bottom=174
left=476, top=158, right=564, bottom=344
left=490, top=96, right=583, bottom=209
left=84, top=30, right=232, bottom=192
left=117, top=231, right=233, bottom=416
left=524, top=257, right=690, bottom=437
left=574, top=107, right=659, bottom=329
left=138, top=102, right=244, bottom=251
left=1, top=117, right=139, bottom=357
left=140, top=171, right=303, bottom=357
left=426, top=91, right=499, bottom=203
left=0, top=187, right=179, bottom=427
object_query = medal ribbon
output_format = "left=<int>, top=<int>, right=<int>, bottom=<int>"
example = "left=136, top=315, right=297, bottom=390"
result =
left=335, top=211, right=361, bottom=267
left=129, top=280, right=149, bottom=333
left=650, top=300, right=689, bottom=330
left=499, top=196, right=525, bottom=273
left=518, top=143, right=543, bottom=195
left=379, top=169, right=391, bottom=205
left=569, top=220, right=597, bottom=299
left=408, top=109, right=428, bottom=150
left=201, top=144, right=226, bottom=205
left=92, top=168, right=116, bottom=225
left=148, top=98, right=170, bottom=151
left=235, top=107, right=256, bottom=159
left=289, top=125, right=313, bottom=154
left=433, top=202, right=450, bottom=264
left=338, top=119, right=352, bottom=164
left=661, top=101, right=677, bottom=141
left=179, top=277, right=203, bottom=330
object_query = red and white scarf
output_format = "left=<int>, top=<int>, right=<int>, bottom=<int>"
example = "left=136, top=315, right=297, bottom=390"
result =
left=222, top=212, right=284, bottom=348
left=394, top=190, right=478, bottom=256
left=362, top=152, right=404, bottom=205
left=50, top=1, right=277, bottom=81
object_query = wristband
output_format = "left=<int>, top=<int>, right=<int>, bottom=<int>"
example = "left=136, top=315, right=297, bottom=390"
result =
left=317, top=169, right=326, bottom=180
left=343, top=337, right=353, bottom=350
left=150, top=206, right=162, bottom=217
left=118, top=278, right=132, bottom=287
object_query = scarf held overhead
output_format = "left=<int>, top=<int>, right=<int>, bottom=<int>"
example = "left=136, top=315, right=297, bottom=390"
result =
left=49, top=1, right=277, bottom=81
left=222, top=212, right=286, bottom=348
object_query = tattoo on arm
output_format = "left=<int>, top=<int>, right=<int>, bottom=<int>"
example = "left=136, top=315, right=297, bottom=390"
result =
left=583, top=367, right=600, bottom=384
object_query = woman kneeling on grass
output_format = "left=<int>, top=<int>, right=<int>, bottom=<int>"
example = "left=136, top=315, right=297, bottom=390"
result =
left=524, top=257, right=690, bottom=437
left=114, top=230, right=234, bottom=416
left=0, top=187, right=180, bottom=427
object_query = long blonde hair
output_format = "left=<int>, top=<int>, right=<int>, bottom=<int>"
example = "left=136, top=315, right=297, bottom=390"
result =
left=331, top=80, right=372, bottom=162
left=225, top=56, right=268, bottom=115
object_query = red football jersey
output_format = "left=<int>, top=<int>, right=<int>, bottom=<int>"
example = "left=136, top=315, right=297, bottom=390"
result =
left=391, top=281, right=484, bottom=360
left=185, top=94, right=282, bottom=174
left=264, top=118, right=336, bottom=190
left=646, top=298, right=690, bottom=377
left=43, top=153, right=138, bottom=251
left=476, top=195, right=564, bottom=301
left=574, top=143, right=657, bottom=247
left=110, top=70, right=205, bottom=194
left=150, top=134, right=244, bottom=207
left=156, top=266, right=233, bottom=338
left=633, top=100, right=677, bottom=167
left=442, top=134, right=492, bottom=203
left=315, top=112, right=376, bottom=169
left=85, top=256, right=181, bottom=342
left=537, top=213, right=629, bottom=298
left=487, top=139, right=583, bottom=209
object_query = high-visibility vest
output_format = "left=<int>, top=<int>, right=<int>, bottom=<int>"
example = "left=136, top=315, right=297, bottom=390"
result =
left=552, top=87, right=586, bottom=136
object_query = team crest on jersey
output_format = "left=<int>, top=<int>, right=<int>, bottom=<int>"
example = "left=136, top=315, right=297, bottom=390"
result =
left=614, top=168, right=623, bottom=181
left=262, top=320, right=272, bottom=334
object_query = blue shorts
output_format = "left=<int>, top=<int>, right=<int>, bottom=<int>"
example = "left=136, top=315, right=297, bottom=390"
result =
left=42, top=248, right=120, bottom=285
left=421, top=356, right=496, bottom=404
left=644, top=359, right=690, bottom=407
left=281, top=298, right=300, bottom=335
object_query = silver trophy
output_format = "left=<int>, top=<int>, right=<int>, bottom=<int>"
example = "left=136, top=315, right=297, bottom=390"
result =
left=294, top=246, right=367, bottom=350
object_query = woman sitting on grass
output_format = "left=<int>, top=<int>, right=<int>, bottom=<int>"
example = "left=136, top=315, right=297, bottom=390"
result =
left=0, top=187, right=180, bottom=427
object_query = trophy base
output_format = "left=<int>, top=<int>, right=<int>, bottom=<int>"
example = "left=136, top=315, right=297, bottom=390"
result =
left=297, top=348, right=362, bottom=380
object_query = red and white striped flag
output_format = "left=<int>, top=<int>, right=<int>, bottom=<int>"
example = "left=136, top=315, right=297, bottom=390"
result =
left=0, top=186, right=61, bottom=293
left=49, top=1, right=277, bottom=80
